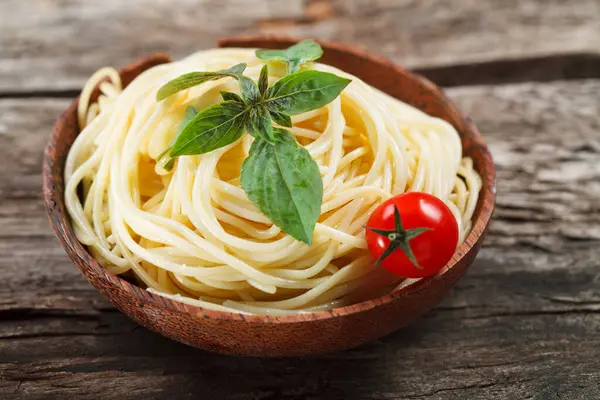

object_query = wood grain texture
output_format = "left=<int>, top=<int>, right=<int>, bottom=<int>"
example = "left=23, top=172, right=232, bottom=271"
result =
left=1, top=0, right=599, bottom=92
left=1, top=78, right=599, bottom=396
left=3, top=0, right=600, bottom=394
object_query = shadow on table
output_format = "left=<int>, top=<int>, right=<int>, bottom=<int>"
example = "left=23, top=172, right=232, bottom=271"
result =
left=91, top=310, right=432, bottom=399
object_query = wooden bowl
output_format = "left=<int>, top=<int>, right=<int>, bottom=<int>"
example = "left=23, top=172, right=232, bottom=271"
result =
left=43, top=36, right=496, bottom=357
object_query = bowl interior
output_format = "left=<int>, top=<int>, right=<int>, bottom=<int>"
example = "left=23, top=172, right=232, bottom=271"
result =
left=43, top=37, right=495, bottom=325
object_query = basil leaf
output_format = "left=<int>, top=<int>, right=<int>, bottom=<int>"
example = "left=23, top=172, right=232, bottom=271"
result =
left=255, top=49, right=287, bottom=63
left=241, top=129, right=323, bottom=244
left=258, top=65, right=269, bottom=95
left=270, top=111, right=292, bottom=128
left=246, top=106, right=274, bottom=142
left=221, top=91, right=244, bottom=103
left=156, top=63, right=247, bottom=101
left=170, top=101, right=248, bottom=156
left=255, top=40, right=323, bottom=74
left=222, top=63, right=247, bottom=74
left=285, top=40, right=324, bottom=73
left=238, top=75, right=261, bottom=105
left=264, top=70, right=351, bottom=115
left=157, top=106, right=198, bottom=170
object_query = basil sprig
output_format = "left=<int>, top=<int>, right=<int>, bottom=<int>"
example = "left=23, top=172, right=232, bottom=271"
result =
left=155, top=41, right=351, bottom=244
left=255, top=40, right=323, bottom=74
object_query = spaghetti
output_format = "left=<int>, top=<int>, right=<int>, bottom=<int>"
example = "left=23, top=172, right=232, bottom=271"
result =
left=65, top=49, right=481, bottom=315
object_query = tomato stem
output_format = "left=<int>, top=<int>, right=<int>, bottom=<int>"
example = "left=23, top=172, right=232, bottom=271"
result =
left=366, top=204, right=431, bottom=270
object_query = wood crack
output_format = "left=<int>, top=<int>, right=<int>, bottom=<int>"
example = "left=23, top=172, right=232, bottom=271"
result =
left=0, top=89, right=80, bottom=99
left=414, top=53, right=600, bottom=87
left=13, top=381, right=23, bottom=395
left=461, top=309, right=600, bottom=320
left=0, top=332, right=120, bottom=341
left=540, top=296, right=600, bottom=306
left=0, top=308, right=117, bottom=322
left=402, top=378, right=535, bottom=399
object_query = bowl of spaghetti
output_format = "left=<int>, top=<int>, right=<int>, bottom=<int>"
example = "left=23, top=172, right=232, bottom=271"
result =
left=43, top=36, right=495, bottom=356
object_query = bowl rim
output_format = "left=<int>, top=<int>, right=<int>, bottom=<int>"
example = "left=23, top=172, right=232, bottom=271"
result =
left=43, top=35, right=496, bottom=325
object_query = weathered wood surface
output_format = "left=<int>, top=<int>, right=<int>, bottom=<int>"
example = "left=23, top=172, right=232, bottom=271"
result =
left=2, top=0, right=600, bottom=398
left=1, top=0, right=600, bottom=91
left=1, top=79, right=600, bottom=398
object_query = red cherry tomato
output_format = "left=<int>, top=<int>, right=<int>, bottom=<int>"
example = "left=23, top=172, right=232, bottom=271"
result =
left=366, top=192, right=459, bottom=278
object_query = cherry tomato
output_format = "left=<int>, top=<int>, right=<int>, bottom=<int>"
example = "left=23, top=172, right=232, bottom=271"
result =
left=366, top=192, right=459, bottom=278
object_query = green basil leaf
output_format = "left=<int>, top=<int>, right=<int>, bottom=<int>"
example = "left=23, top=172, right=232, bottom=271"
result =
left=285, top=40, right=323, bottom=73
left=255, top=49, right=287, bottom=62
left=157, top=106, right=198, bottom=170
left=238, top=75, right=261, bottom=105
left=222, top=63, right=247, bottom=75
left=255, top=40, right=323, bottom=74
left=220, top=91, right=244, bottom=103
left=270, top=110, right=292, bottom=128
left=170, top=101, right=248, bottom=156
left=258, top=65, right=269, bottom=95
left=241, top=129, right=323, bottom=244
left=264, top=70, right=351, bottom=115
left=156, top=63, right=247, bottom=101
left=247, top=106, right=274, bottom=142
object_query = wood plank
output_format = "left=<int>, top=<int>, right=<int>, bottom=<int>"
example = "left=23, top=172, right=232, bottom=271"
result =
left=1, top=313, right=598, bottom=399
left=1, top=0, right=599, bottom=92
left=1, top=80, right=600, bottom=398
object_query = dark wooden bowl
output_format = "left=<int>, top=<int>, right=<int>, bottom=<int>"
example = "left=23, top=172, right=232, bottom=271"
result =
left=43, top=36, right=496, bottom=357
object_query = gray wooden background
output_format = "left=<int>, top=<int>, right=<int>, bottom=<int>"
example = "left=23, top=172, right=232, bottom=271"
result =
left=1, top=0, right=599, bottom=399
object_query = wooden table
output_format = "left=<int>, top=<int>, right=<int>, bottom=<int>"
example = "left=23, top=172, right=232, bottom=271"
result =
left=2, top=1, right=599, bottom=398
